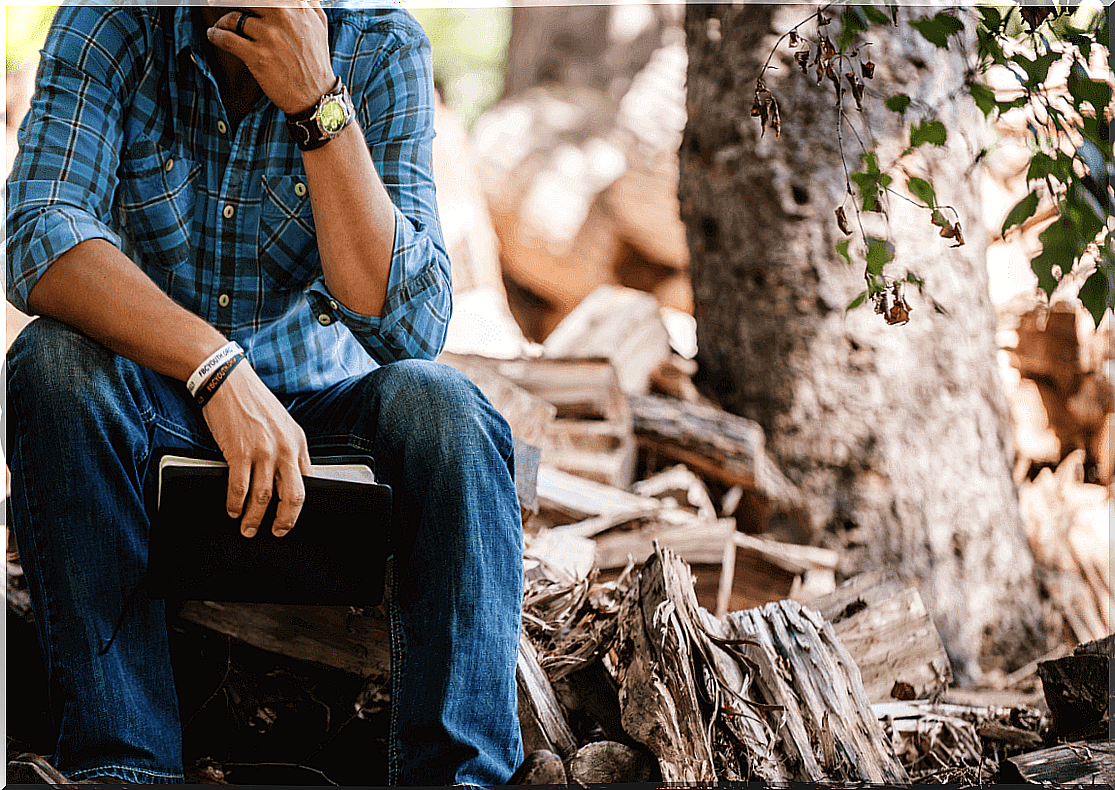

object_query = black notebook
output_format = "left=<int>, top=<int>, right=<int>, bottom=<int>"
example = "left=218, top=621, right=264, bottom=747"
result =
left=148, top=452, right=392, bottom=605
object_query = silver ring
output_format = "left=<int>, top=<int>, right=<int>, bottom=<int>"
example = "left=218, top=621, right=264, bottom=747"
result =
left=235, top=12, right=249, bottom=37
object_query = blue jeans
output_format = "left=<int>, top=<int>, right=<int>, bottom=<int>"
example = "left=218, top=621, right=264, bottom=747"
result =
left=6, top=318, right=524, bottom=785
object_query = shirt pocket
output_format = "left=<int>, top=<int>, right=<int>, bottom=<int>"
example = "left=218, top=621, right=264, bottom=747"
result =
left=117, top=139, right=199, bottom=270
left=258, top=174, right=318, bottom=291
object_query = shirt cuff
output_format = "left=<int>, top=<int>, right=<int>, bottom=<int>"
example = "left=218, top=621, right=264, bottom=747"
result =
left=305, top=208, right=450, bottom=362
left=7, top=206, right=124, bottom=314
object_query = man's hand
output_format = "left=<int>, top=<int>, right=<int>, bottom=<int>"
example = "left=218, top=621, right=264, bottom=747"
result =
left=201, top=362, right=313, bottom=537
left=205, top=0, right=334, bottom=115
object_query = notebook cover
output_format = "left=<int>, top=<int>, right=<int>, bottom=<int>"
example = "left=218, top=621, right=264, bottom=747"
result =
left=148, top=453, right=391, bottom=605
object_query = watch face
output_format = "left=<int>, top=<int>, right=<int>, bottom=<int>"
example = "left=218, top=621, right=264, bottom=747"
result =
left=318, top=98, right=347, bottom=134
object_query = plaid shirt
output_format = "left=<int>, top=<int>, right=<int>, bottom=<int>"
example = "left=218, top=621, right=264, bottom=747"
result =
left=6, top=2, right=451, bottom=394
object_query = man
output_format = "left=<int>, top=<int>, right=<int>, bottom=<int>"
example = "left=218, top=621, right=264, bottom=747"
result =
left=6, top=1, right=527, bottom=784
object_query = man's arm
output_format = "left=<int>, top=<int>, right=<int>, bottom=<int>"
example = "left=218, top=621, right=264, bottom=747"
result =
left=8, top=6, right=311, bottom=537
left=207, top=2, right=451, bottom=359
left=27, top=241, right=313, bottom=538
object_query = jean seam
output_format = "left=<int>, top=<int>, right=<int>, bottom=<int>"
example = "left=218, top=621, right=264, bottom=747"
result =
left=68, top=764, right=183, bottom=783
left=387, top=570, right=404, bottom=784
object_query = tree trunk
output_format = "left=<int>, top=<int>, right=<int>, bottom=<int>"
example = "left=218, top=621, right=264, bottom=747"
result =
left=680, top=3, right=1045, bottom=680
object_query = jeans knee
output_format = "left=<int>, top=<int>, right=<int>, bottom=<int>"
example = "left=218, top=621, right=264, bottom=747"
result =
left=374, top=359, right=513, bottom=460
left=7, top=319, right=139, bottom=432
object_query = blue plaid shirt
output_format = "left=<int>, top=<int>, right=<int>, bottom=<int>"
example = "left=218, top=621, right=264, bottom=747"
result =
left=6, top=2, right=451, bottom=394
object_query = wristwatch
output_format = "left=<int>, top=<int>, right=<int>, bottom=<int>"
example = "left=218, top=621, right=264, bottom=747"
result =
left=284, top=78, right=355, bottom=152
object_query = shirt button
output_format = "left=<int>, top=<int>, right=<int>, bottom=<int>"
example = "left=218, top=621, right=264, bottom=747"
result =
left=164, top=159, right=174, bottom=172
left=218, top=293, right=230, bottom=308
left=222, top=205, right=235, bottom=219
left=294, top=182, right=307, bottom=197
left=217, top=120, right=228, bottom=135
left=317, top=313, right=333, bottom=326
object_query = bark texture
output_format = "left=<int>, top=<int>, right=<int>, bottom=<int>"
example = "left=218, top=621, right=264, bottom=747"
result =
left=680, top=3, right=1045, bottom=679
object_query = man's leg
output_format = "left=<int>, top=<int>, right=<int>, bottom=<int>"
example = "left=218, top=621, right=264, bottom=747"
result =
left=286, top=359, right=524, bottom=787
left=6, top=318, right=214, bottom=784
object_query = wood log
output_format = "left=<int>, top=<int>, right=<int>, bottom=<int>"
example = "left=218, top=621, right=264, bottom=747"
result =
left=541, top=285, right=672, bottom=395
left=1037, top=633, right=1113, bottom=740
left=808, top=571, right=953, bottom=704
left=537, top=464, right=658, bottom=526
left=608, top=543, right=908, bottom=783
left=567, top=740, right=655, bottom=784
left=517, top=634, right=578, bottom=760
left=442, top=354, right=637, bottom=489
left=721, top=602, right=911, bottom=783
left=716, top=532, right=838, bottom=617
left=628, top=393, right=808, bottom=533
left=609, top=545, right=717, bottom=781
left=1005, top=739, right=1115, bottom=785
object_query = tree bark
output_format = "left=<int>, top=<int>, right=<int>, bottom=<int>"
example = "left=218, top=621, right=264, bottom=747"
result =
left=680, top=3, right=1045, bottom=680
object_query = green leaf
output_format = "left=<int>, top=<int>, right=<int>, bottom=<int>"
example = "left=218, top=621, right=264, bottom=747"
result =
left=968, top=82, right=997, bottom=117
left=862, top=4, right=890, bottom=25
left=1026, top=153, right=1057, bottom=182
left=836, top=238, right=852, bottom=266
left=846, top=290, right=868, bottom=312
left=906, top=176, right=936, bottom=207
left=910, top=120, right=947, bottom=148
left=885, top=94, right=911, bottom=115
left=865, top=236, right=895, bottom=276
left=1031, top=222, right=1075, bottom=297
left=1001, top=191, right=1039, bottom=236
left=1014, top=51, right=1059, bottom=90
left=1068, top=63, right=1112, bottom=116
left=978, top=6, right=1002, bottom=33
left=910, top=12, right=964, bottom=48
left=1077, top=268, right=1111, bottom=328
left=861, top=151, right=881, bottom=174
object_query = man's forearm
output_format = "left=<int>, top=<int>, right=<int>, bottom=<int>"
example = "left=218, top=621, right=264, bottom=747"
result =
left=300, top=120, right=396, bottom=318
left=26, top=238, right=229, bottom=381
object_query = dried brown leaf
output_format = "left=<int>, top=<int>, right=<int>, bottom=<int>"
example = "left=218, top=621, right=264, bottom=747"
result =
left=861, top=60, right=875, bottom=79
left=817, top=12, right=831, bottom=26
left=788, top=30, right=800, bottom=47
left=795, top=48, right=810, bottom=74
left=835, top=205, right=852, bottom=235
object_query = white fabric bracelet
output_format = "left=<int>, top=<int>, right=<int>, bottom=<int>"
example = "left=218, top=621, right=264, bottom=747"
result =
left=186, top=341, right=244, bottom=397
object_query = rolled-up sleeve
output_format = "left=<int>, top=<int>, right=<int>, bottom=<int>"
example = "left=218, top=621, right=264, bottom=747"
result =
left=306, top=16, right=451, bottom=364
left=5, top=6, right=138, bottom=314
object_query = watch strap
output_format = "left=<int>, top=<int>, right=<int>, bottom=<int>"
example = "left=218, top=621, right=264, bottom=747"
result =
left=285, top=78, right=354, bottom=152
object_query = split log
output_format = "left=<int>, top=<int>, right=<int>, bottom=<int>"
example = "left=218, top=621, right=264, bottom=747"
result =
left=609, top=546, right=717, bottom=781
left=541, top=285, right=672, bottom=395
left=808, top=571, right=953, bottom=704
left=1037, top=632, right=1113, bottom=740
left=719, top=603, right=911, bottom=783
left=442, top=354, right=637, bottom=489
left=628, top=393, right=808, bottom=533
left=608, top=543, right=908, bottom=783
left=717, top=532, right=838, bottom=617
left=1005, top=739, right=1115, bottom=785
left=536, top=464, right=658, bottom=527
left=517, top=634, right=578, bottom=760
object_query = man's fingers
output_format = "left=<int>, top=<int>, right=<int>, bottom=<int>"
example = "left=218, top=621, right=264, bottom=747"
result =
left=226, top=460, right=251, bottom=521
left=239, top=462, right=275, bottom=537
left=272, top=464, right=307, bottom=536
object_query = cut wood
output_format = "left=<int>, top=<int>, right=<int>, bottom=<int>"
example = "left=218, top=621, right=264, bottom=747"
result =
left=541, top=285, right=672, bottom=395
left=536, top=464, right=659, bottom=526
left=808, top=571, right=953, bottom=704
left=1037, top=632, right=1112, bottom=740
left=517, top=634, right=578, bottom=760
left=628, top=393, right=807, bottom=532
left=608, top=543, right=908, bottom=783
left=442, top=354, right=637, bottom=489
left=1005, top=739, right=1115, bottom=785
left=716, top=532, right=838, bottom=617
left=566, top=740, right=655, bottom=784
